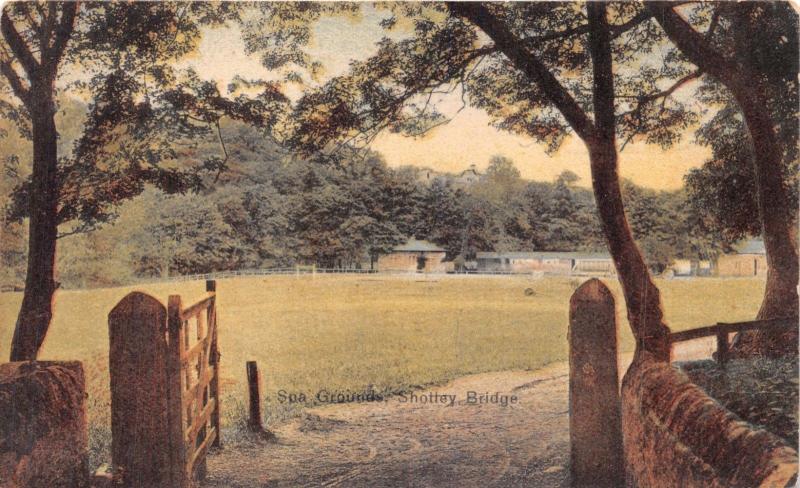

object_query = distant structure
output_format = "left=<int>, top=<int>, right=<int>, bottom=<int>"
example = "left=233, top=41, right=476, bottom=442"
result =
left=475, top=251, right=615, bottom=275
left=414, top=164, right=483, bottom=188
left=453, top=164, right=482, bottom=187
left=377, top=239, right=452, bottom=272
left=716, top=239, right=767, bottom=277
left=668, top=258, right=713, bottom=277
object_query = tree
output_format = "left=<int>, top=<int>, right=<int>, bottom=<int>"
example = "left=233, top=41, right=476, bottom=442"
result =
left=648, top=2, right=799, bottom=355
left=128, top=190, right=251, bottom=277
left=286, top=3, right=696, bottom=359
left=0, top=2, right=293, bottom=360
left=1, top=2, right=78, bottom=360
left=457, top=3, right=671, bottom=358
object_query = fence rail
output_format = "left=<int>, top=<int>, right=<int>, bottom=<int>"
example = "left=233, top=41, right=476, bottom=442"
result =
left=137, top=267, right=596, bottom=284
left=669, top=316, right=797, bottom=365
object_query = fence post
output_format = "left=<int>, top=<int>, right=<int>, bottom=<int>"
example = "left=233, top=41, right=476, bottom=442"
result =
left=166, top=294, right=189, bottom=488
left=568, top=278, right=623, bottom=488
left=716, top=330, right=729, bottom=367
left=246, top=361, right=264, bottom=432
left=108, top=292, right=172, bottom=487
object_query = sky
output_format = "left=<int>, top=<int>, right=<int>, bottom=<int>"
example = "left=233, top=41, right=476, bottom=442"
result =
left=181, top=5, right=711, bottom=191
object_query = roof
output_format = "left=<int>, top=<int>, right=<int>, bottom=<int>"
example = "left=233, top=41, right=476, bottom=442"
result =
left=475, top=251, right=612, bottom=260
left=393, top=239, right=446, bottom=253
left=732, top=239, right=766, bottom=255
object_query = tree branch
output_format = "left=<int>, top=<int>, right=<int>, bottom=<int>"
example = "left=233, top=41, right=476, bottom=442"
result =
left=0, top=58, right=30, bottom=106
left=213, top=119, right=229, bottom=184
left=44, top=2, right=77, bottom=73
left=609, top=9, right=654, bottom=40
left=23, top=8, right=42, bottom=44
left=631, top=69, right=702, bottom=106
left=705, top=6, right=722, bottom=41
left=1, top=9, right=39, bottom=76
left=647, top=2, right=742, bottom=85
left=587, top=2, right=615, bottom=142
left=448, top=2, right=597, bottom=142
left=40, top=3, right=58, bottom=52
left=523, top=8, right=653, bottom=47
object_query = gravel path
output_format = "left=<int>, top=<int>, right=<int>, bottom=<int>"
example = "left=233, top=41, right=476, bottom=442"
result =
left=203, top=342, right=711, bottom=487
left=204, top=363, right=571, bottom=487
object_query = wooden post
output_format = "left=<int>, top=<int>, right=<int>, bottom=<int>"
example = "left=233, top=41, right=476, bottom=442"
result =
left=108, top=292, right=172, bottom=487
left=246, top=361, right=264, bottom=432
left=568, top=278, right=624, bottom=488
left=166, top=294, right=189, bottom=488
left=716, top=330, right=729, bottom=367
left=207, top=280, right=221, bottom=448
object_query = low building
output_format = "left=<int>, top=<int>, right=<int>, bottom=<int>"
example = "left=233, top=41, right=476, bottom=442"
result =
left=716, top=239, right=767, bottom=277
left=668, top=259, right=714, bottom=277
left=670, top=259, right=693, bottom=276
left=475, top=251, right=614, bottom=275
left=377, top=239, right=451, bottom=273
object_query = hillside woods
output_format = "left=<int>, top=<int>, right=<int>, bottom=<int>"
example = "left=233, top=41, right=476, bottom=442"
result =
left=3, top=119, right=727, bottom=289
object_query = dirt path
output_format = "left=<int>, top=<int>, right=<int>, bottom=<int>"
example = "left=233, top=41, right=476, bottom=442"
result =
left=203, top=342, right=713, bottom=487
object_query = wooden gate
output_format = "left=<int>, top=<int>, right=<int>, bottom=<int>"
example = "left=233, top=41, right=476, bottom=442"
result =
left=108, top=280, right=220, bottom=487
left=167, top=280, right=221, bottom=486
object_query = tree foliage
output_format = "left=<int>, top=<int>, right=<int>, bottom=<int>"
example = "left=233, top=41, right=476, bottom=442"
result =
left=3, top=121, right=718, bottom=288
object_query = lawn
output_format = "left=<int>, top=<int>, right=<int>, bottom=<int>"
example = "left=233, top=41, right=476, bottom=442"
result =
left=0, top=274, right=765, bottom=465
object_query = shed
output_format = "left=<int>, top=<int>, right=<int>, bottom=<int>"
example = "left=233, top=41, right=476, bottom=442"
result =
left=716, top=239, right=767, bottom=277
left=377, top=239, right=451, bottom=272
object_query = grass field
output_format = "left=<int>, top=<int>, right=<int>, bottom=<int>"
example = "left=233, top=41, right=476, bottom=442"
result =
left=0, top=274, right=765, bottom=465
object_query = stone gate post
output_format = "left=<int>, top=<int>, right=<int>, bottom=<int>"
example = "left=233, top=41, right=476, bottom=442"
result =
left=569, top=278, right=624, bottom=487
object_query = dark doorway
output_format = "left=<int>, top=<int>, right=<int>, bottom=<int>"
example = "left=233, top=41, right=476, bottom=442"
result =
left=416, top=255, right=427, bottom=271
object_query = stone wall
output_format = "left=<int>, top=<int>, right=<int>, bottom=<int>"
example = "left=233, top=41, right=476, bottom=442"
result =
left=0, top=361, right=88, bottom=488
left=621, top=353, right=797, bottom=487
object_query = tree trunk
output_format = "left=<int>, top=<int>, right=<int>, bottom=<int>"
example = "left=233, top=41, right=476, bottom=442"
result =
left=586, top=2, right=671, bottom=361
left=587, top=140, right=671, bottom=361
left=449, top=1, right=672, bottom=360
left=10, top=79, right=60, bottom=361
left=729, top=88, right=798, bottom=356
left=728, top=5, right=798, bottom=355
left=647, top=2, right=799, bottom=356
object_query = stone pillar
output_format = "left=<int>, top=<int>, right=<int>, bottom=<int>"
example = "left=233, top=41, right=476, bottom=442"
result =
left=109, top=292, right=171, bottom=487
left=0, top=361, right=88, bottom=487
left=569, top=278, right=623, bottom=487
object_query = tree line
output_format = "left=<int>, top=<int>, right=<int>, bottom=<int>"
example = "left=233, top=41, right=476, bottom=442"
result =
left=2, top=121, right=726, bottom=289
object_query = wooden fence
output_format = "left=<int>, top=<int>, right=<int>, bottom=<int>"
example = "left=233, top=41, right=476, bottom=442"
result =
left=669, top=316, right=797, bottom=365
left=108, top=280, right=220, bottom=487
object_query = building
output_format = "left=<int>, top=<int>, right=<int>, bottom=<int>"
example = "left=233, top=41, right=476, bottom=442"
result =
left=377, top=239, right=452, bottom=272
left=475, top=251, right=614, bottom=275
left=716, top=239, right=767, bottom=277
left=453, top=164, right=482, bottom=187
left=668, top=258, right=713, bottom=277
